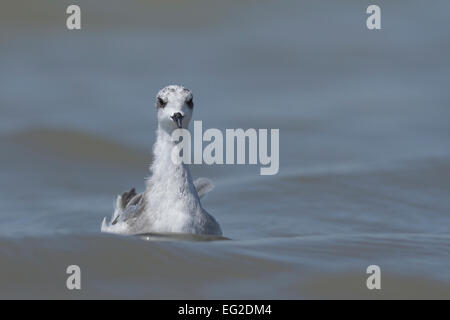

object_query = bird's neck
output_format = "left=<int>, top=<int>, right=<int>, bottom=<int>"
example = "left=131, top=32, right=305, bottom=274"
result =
left=149, top=126, right=198, bottom=201
left=151, top=126, right=184, bottom=171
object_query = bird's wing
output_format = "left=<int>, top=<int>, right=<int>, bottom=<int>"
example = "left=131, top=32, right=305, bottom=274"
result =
left=193, top=178, right=214, bottom=199
left=111, top=188, right=145, bottom=225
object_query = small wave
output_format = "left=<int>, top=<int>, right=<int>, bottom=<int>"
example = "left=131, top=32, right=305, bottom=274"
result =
left=0, top=233, right=449, bottom=299
left=7, top=127, right=150, bottom=168
left=215, top=156, right=450, bottom=189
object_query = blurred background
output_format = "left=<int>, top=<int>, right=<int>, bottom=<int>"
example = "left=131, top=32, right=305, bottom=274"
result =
left=0, top=0, right=449, bottom=299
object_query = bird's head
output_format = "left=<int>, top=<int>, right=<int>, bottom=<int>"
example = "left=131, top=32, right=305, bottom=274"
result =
left=156, top=85, right=194, bottom=134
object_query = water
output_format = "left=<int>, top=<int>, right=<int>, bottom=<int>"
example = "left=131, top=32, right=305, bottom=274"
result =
left=0, top=0, right=449, bottom=299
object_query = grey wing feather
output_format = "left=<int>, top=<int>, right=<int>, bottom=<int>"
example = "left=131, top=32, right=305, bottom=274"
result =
left=194, top=178, right=214, bottom=199
left=112, top=188, right=145, bottom=225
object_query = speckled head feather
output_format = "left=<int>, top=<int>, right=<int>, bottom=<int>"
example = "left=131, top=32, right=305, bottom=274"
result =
left=156, top=85, right=193, bottom=108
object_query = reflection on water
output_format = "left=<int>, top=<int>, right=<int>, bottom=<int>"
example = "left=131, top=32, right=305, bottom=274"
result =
left=136, top=232, right=231, bottom=242
left=0, top=0, right=450, bottom=299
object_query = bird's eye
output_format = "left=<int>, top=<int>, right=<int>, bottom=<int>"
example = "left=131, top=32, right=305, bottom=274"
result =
left=157, top=97, right=166, bottom=108
left=186, top=97, right=194, bottom=108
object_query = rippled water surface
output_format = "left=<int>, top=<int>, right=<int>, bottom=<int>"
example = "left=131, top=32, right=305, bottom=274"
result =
left=1, top=0, right=450, bottom=299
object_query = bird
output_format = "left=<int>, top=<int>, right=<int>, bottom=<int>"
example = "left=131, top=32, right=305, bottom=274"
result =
left=101, top=85, right=223, bottom=236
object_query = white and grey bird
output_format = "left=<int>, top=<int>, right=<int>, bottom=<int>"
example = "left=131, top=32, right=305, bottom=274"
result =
left=101, top=85, right=222, bottom=236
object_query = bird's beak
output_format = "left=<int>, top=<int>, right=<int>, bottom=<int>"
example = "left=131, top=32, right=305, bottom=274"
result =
left=171, top=113, right=184, bottom=128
